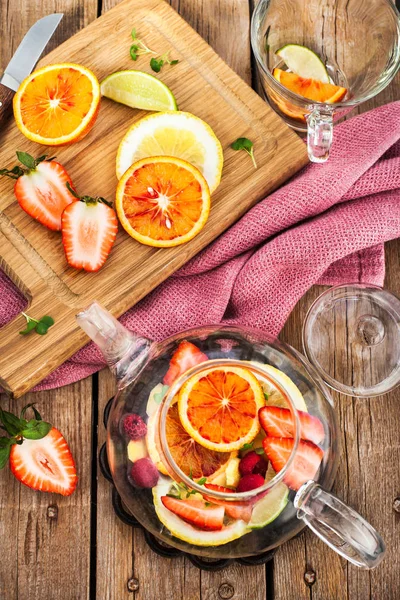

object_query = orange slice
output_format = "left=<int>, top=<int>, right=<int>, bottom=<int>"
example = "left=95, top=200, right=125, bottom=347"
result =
left=115, top=156, right=211, bottom=248
left=272, top=68, right=347, bottom=104
left=165, top=402, right=235, bottom=480
left=13, top=63, right=101, bottom=145
left=178, top=366, right=265, bottom=452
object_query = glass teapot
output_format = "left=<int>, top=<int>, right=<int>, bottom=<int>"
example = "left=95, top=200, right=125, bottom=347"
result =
left=77, top=302, right=385, bottom=567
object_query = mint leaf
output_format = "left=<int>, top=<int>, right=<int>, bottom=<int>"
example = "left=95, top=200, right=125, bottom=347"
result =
left=150, top=57, right=163, bottom=73
left=255, top=447, right=265, bottom=455
left=19, top=320, right=37, bottom=335
left=197, top=477, right=207, bottom=485
left=263, top=391, right=269, bottom=401
left=230, top=137, right=257, bottom=168
left=241, top=442, right=253, bottom=451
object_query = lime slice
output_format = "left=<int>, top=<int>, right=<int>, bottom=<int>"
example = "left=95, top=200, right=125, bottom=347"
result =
left=276, top=44, right=329, bottom=83
left=100, top=70, right=178, bottom=112
left=153, top=477, right=249, bottom=546
left=248, top=482, right=289, bottom=530
left=248, top=362, right=308, bottom=412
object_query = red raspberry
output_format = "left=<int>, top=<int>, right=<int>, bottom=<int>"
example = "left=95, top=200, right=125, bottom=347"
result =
left=237, top=474, right=265, bottom=493
left=239, top=451, right=268, bottom=477
left=130, top=457, right=159, bottom=488
left=122, top=413, right=147, bottom=440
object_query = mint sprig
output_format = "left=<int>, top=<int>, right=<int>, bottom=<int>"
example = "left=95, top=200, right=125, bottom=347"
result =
left=20, top=312, right=54, bottom=336
left=0, top=404, right=51, bottom=469
left=230, top=137, right=257, bottom=169
left=150, top=52, right=179, bottom=73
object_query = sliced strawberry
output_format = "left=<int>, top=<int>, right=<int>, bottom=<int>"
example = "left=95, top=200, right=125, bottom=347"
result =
left=163, top=341, right=208, bottom=385
left=263, top=437, right=324, bottom=491
left=259, top=406, right=325, bottom=445
left=9, top=427, right=78, bottom=496
left=203, top=483, right=255, bottom=522
left=0, top=153, right=77, bottom=230
left=161, top=495, right=224, bottom=530
left=61, top=194, right=118, bottom=272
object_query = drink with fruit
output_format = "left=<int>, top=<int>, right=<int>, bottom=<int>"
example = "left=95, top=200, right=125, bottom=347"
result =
left=79, top=303, right=384, bottom=565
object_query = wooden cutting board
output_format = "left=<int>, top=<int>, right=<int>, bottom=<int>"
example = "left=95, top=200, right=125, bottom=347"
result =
left=0, top=0, right=308, bottom=397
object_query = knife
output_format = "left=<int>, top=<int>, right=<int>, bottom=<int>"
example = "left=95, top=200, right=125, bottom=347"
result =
left=0, top=13, right=63, bottom=128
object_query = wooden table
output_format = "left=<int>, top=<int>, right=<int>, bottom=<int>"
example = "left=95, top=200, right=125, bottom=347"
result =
left=0, top=1, right=399, bottom=599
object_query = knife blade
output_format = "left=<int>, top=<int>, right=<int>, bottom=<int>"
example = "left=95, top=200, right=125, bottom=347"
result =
left=0, top=13, right=63, bottom=127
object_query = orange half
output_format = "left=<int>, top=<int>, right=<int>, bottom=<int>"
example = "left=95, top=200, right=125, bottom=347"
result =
left=178, top=366, right=265, bottom=452
left=273, top=68, right=347, bottom=104
left=115, top=156, right=211, bottom=247
left=13, top=63, right=101, bottom=145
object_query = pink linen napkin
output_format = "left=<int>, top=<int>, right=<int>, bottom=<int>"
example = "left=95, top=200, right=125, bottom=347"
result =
left=1, top=101, right=400, bottom=391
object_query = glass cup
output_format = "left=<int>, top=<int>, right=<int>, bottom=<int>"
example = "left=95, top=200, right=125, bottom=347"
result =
left=251, top=0, right=400, bottom=162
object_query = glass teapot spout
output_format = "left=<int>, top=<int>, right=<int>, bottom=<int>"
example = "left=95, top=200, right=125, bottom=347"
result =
left=76, top=302, right=151, bottom=388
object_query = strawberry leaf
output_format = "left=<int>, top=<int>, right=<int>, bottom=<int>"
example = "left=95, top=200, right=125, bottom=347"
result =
left=0, top=408, right=24, bottom=437
left=20, top=403, right=42, bottom=421
left=0, top=444, right=11, bottom=469
left=22, top=421, right=51, bottom=440
left=16, top=151, right=36, bottom=170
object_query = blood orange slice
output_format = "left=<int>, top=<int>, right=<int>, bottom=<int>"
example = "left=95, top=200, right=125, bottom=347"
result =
left=165, top=402, right=234, bottom=480
left=13, top=63, right=100, bottom=145
left=178, top=366, right=265, bottom=452
left=115, top=156, right=211, bottom=248
left=272, top=68, right=347, bottom=103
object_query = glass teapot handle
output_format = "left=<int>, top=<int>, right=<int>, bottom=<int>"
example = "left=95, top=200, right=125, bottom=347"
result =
left=295, top=481, right=385, bottom=569
left=306, top=107, right=334, bottom=163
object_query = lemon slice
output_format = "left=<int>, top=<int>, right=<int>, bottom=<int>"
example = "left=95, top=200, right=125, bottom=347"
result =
left=116, top=111, right=223, bottom=192
left=225, top=457, right=241, bottom=487
left=100, top=70, right=178, bottom=112
left=153, top=477, right=249, bottom=546
left=248, top=482, right=289, bottom=530
left=248, top=362, right=308, bottom=412
left=276, top=44, right=329, bottom=83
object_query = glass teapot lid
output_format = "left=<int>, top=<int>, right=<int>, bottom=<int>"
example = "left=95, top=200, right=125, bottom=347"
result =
left=77, top=302, right=385, bottom=566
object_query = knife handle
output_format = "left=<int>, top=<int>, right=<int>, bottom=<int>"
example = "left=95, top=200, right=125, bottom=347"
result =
left=0, top=83, right=15, bottom=128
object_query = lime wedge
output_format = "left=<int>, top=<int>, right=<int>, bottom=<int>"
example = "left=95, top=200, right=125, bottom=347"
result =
left=248, top=482, right=289, bottom=530
left=100, top=70, right=178, bottom=111
left=276, top=44, right=329, bottom=83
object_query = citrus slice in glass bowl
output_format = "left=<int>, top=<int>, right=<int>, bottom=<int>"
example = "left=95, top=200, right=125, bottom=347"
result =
left=13, top=63, right=100, bottom=145
left=178, top=365, right=265, bottom=452
left=276, top=44, right=329, bottom=82
left=153, top=477, right=248, bottom=546
left=115, top=155, right=211, bottom=247
left=248, top=362, right=307, bottom=411
left=116, top=111, right=223, bottom=192
left=272, top=68, right=347, bottom=103
left=146, top=400, right=235, bottom=480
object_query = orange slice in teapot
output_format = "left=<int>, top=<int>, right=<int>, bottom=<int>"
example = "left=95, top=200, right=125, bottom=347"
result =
left=178, top=366, right=265, bottom=452
left=272, top=68, right=347, bottom=103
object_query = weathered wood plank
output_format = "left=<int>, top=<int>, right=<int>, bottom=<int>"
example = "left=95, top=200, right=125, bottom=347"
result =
left=0, top=379, right=93, bottom=600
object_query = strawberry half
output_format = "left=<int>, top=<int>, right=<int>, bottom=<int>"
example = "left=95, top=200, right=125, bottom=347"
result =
left=263, top=437, right=324, bottom=491
left=163, top=341, right=208, bottom=385
left=203, top=483, right=253, bottom=522
left=161, top=496, right=224, bottom=530
left=10, top=427, right=78, bottom=496
left=61, top=189, right=118, bottom=272
left=0, top=151, right=76, bottom=230
left=259, top=406, right=325, bottom=446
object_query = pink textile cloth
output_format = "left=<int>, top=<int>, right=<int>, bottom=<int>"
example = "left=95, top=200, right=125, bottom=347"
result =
left=1, top=101, right=400, bottom=391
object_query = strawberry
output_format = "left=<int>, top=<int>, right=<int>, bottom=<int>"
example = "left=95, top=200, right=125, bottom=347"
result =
left=263, top=437, right=324, bottom=491
left=259, top=406, right=325, bottom=446
left=0, top=403, right=77, bottom=496
left=61, top=187, right=118, bottom=272
left=163, top=341, right=208, bottom=385
left=0, top=151, right=76, bottom=231
left=203, top=483, right=253, bottom=522
left=161, top=496, right=224, bottom=530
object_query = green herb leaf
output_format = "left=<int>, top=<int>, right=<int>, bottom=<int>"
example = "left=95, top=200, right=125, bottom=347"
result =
left=263, top=391, right=269, bottom=401
left=150, top=57, right=163, bottom=73
left=0, top=445, right=10, bottom=469
left=169, top=60, right=179, bottom=66
left=21, top=420, right=51, bottom=440
left=205, top=502, right=212, bottom=507
left=19, top=312, right=54, bottom=336
left=255, top=447, right=265, bottom=455
left=35, top=322, right=50, bottom=335
left=0, top=408, right=23, bottom=437
left=196, top=477, right=207, bottom=485
left=131, top=27, right=137, bottom=40
left=241, top=442, right=253, bottom=451
left=19, top=320, right=38, bottom=335
left=16, top=151, right=37, bottom=170
left=130, top=45, right=138, bottom=61
left=40, top=316, right=54, bottom=327
left=230, top=137, right=257, bottom=168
